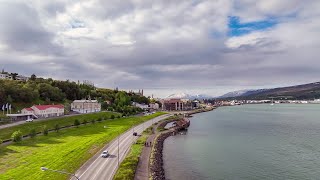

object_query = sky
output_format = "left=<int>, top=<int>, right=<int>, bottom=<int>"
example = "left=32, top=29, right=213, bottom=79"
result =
left=0, top=0, right=320, bottom=98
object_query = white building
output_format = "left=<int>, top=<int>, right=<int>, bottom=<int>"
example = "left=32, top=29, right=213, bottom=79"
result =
left=132, top=102, right=149, bottom=110
left=71, top=100, right=101, bottom=113
left=21, top=105, right=64, bottom=118
left=16, top=75, right=29, bottom=81
left=149, top=103, right=160, bottom=110
left=0, top=73, right=12, bottom=80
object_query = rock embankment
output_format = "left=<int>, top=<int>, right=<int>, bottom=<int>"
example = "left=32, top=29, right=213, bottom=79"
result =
left=150, top=131, right=173, bottom=180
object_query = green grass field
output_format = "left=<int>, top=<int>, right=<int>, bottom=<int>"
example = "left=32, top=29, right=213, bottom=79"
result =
left=0, top=112, right=120, bottom=141
left=0, top=112, right=166, bottom=180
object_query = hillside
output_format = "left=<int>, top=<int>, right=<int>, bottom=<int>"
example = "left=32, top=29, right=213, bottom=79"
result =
left=0, top=77, right=149, bottom=115
left=219, top=82, right=320, bottom=100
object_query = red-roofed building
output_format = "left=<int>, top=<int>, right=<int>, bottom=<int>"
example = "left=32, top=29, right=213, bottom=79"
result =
left=21, top=104, right=64, bottom=118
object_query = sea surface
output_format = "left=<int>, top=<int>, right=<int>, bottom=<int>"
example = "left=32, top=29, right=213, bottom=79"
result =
left=163, top=104, right=320, bottom=180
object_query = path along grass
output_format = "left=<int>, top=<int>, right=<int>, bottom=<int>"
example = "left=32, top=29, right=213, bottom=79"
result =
left=0, top=112, right=166, bottom=180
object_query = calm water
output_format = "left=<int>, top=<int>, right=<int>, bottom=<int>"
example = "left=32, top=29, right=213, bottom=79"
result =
left=163, top=104, right=320, bottom=180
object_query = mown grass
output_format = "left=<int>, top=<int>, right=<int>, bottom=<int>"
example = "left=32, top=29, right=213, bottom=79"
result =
left=0, top=112, right=120, bottom=141
left=0, top=112, right=166, bottom=180
left=113, top=128, right=152, bottom=180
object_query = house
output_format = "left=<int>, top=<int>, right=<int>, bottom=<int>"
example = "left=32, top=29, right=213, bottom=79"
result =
left=149, top=103, right=160, bottom=110
left=21, top=105, right=64, bottom=118
left=161, top=98, right=192, bottom=111
left=16, top=75, right=29, bottom=81
left=0, top=73, right=12, bottom=80
left=71, top=100, right=101, bottom=113
left=132, top=102, right=149, bottom=110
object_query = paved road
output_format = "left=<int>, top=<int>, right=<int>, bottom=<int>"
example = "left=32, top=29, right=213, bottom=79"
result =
left=73, top=114, right=171, bottom=180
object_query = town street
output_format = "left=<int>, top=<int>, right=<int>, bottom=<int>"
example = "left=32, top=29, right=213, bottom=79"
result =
left=73, top=114, right=171, bottom=180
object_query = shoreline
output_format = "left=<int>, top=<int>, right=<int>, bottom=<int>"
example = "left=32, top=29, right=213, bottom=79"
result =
left=149, top=108, right=214, bottom=180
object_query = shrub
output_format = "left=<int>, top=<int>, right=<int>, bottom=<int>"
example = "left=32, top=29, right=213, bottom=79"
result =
left=0, top=139, right=3, bottom=144
left=54, top=124, right=60, bottom=132
left=29, top=129, right=37, bottom=138
left=110, top=115, right=115, bottom=119
left=43, top=125, right=48, bottom=136
left=117, top=115, right=120, bottom=119
left=83, top=119, right=88, bottom=125
left=11, top=130, right=22, bottom=142
left=97, top=118, right=102, bottom=122
left=91, top=119, right=95, bottom=124
left=74, top=119, right=80, bottom=127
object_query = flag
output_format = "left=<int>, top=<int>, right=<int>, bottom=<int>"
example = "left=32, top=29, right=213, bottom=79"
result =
left=9, top=104, right=11, bottom=110
left=1, top=104, right=4, bottom=111
left=5, top=103, right=8, bottom=109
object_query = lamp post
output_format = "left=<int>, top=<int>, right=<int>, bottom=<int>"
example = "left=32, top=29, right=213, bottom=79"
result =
left=41, top=167, right=80, bottom=180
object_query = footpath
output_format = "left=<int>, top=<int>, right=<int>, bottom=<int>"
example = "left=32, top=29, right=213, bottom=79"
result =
left=134, top=122, right=160, bottom=180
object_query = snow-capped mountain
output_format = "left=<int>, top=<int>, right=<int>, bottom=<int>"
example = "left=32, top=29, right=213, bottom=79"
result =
left=218, top=90, right=251, bottom=98
left=166, top=93, right=212, bottom=100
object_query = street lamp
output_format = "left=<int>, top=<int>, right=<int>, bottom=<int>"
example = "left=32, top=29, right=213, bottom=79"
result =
left=41, top=167, right=80, bottom=180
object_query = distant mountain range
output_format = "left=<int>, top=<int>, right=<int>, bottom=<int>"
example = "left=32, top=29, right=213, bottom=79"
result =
left=166, top=93, right=212, bottom=100
left=218, top=82, right=320, bottom=100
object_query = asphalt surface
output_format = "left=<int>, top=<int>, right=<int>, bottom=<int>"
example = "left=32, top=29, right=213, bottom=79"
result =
left=73, top=114, right=171, bottom=180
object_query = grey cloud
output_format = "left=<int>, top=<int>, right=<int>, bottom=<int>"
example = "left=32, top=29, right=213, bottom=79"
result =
left=0, top=2, right=62, bottom=55
left=1, top=0, right=320, bottom=97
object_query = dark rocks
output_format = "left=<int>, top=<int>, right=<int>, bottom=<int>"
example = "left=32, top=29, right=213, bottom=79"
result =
left=150, top=131, right=174, bottom=180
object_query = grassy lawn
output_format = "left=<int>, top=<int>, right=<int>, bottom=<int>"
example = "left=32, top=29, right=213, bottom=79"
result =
left=0, top=112, right=120, bottom=141
left=113, top=127, right=152, bottom=180
left=0, top=112, right=166, bottom=180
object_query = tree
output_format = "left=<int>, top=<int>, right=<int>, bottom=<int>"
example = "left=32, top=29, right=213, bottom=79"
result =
left=30, top=74, right=37, bottom=81
left=97, top=117, right=102, bottom=122
left=43, top=125, right=48, bottom=136
left=11, top=130, right=22, bottom=142
left=83, top=119, right=88, bottom=125
left=29, top=128, right=37, bottom=138
left=91, top=119, right=95, bottom=124
left=74, top=119, right=80, bottom=127
left=54, top=124, right=60, bottom=132
left=110, top=115, right=115, bottom=119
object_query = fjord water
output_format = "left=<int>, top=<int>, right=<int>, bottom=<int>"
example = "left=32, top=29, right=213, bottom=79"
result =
left=163, top=104, right=320, bottom=180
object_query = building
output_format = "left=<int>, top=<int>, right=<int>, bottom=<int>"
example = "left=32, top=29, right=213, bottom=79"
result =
left=16, top=75, right=29, bottom=81
left=71, top=100, right=101, bottom=113
left=21, top=105, right=64, bottom=118
left=0, top=73, right=12, bottom=80
left=149, top=103, right=160, bottom=110
left=161, top=98, right=193, bottom=111
left=132, top=102, right=149, bottom=110
left=7, top=113, right=38, bottom=121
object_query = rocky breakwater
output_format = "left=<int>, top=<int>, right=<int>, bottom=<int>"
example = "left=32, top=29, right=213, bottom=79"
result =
left=150, top=131, right=174, bottom=180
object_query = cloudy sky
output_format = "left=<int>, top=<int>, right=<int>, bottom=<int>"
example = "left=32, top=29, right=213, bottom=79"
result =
left=0, top=0, right=319, bottom=98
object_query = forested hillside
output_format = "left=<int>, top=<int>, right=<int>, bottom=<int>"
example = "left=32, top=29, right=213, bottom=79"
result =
left=0, top=77, right=149, bottom=115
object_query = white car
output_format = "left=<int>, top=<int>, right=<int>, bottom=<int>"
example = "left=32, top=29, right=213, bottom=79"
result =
left=26, top=119, right=33, bottom=122
left=101, top=150, right=109, bottom=158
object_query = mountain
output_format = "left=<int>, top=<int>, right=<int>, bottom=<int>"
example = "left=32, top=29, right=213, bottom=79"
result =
left=219, top=90, right=252, bottom=98
left=166, top=93, right=212, bottom=100
left=219, top=82, right=320, bottom=100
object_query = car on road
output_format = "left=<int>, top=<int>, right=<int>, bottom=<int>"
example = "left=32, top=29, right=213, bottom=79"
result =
left=26, top=118, right=33, bottom=122
left=101, top=150, right=109, bottom=158
left=133, top=132, right=138, bottom=136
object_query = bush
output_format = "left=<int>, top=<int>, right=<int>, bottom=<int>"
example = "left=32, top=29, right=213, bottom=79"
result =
left=0, top=139, right=3, bottom=144
left=117, top=115, right=120, bottom=119
left=54, top=124, right=60, bottom=132
left=11, top=130, right=22, bottom=142
left=91, top=119, right=95, bottom=124
left=29, top=128, right=37, bottom=138
left=110, top=115, right=115, bottom=119
left=74, top=119, right=80, bottom=127
left=83, top=119, right=88, bottom=125
left=97, top=118, right=102, bottom=122
left=43, top=125, right=48, bottom=136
